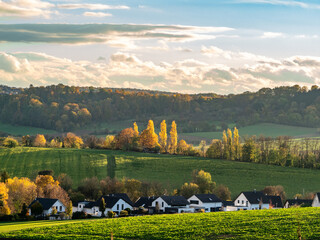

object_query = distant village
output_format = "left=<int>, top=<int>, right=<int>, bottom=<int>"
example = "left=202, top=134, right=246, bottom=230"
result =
left=27, top=190, right=320, bottom=220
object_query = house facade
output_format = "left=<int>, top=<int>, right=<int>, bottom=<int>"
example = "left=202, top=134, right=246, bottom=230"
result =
left=188, top=194, right=222, bottom=212
left=28, top=198, right=66, bottom=216
left=234, top=191, right=282, bottom=210
left=284, top=199, right=312, bottom=208
left=312, top=193, right=320, bottom=207
left=151, top=196, right=193, bottom=213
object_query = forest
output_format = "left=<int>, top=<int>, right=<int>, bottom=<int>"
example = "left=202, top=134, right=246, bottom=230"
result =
left=0, top=84, right=320, bottom=132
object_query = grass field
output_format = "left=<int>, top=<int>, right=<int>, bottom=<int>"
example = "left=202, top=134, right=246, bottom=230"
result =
left=1, top=208, right=320, bottom=239
left=0, top=122, right=57, bottom=136
left=182, top=123, right=319, bottom=142
left=1, top=147, right=320, bottom=198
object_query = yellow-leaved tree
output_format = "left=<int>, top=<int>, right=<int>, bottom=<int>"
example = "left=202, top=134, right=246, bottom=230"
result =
left=6, top=177, right=37, bottom=214
left=159, top=120, right=167, bottom=153
left=139, top=120, right=159, bottom=150
left=233, top=127, right=241, bottom=160
left=0, top=182, right=11, bottom=215
left=63, top=132, right=83, bottom=149
left=34, top=134, right=46, bottom=147
left=168, top=121, right=178, bottom=154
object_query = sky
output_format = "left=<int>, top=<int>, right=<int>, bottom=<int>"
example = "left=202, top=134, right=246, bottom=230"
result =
left=0, top=0, right=319, bottom=94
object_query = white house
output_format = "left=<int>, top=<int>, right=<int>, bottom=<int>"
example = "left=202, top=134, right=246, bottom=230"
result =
left=284, top=199, right=312, bottom=208
left=234, top=191, right=283, bottom=210
left=151, top=196, right=193, bottom=213
left=312, top=193, right=320, bottom=207
left=188, top=194, right=222, bottom=212
left=73, top=193, right=133, bottom=216
left=28, top=198, right=66, bottom=216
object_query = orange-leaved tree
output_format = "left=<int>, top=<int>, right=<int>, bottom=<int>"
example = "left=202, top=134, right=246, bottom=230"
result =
left=34, top=134, right=46, bottom=147
left=139, top=120, right=159, bottom=150
left=168, top=121, right=178, bottom=154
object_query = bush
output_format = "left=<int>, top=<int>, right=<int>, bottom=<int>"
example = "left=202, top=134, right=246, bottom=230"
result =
left=124, top=208, right=131, bottom=214
left=120, top=210, right=128, bottom=217
left=3, top=137, right=18, bottom=148
left=72, top=211, right=87, bottom=219
left=107, top=211, right=116, bottom=218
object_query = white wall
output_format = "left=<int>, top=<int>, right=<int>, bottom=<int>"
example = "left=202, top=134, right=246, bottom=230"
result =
left=188, top=195, right=222, bottom=212
left=234, top=194, right=270, bottom=210
left=151, top=197, right=169, bottom=212
left=312, top=195, right=320, bottom=207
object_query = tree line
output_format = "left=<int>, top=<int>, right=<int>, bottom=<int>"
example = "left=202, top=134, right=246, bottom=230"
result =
left=1, top=84, right=320, bottom=132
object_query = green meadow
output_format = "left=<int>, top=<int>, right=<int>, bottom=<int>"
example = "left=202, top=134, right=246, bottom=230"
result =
left=0, top=122, right=56, bottom=136
left=1, top=147, right=320, bottom=198
left=1, top=208, right=320, bottom=239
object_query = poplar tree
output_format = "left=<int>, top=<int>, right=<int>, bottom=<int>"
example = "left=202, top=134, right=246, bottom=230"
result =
left=159, top=120, right=167, bottom=153
left=168, top=121, right=178, bottom=154
left=139, top=120, right=159, bottom=150
left=233, top=127, right=241, bottom=160
left=222, top=130, right=228, bottom=159
left=133, top=122, right=139, bottom=137
left=227, top=128, right=234, bottom=160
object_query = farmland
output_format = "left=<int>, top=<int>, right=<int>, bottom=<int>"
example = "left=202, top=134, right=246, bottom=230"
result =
left=1, top=147, right=320, bottom=198
left=1, top=208, right=320, bottom=239
left=0, top=122, right=56, bottom=136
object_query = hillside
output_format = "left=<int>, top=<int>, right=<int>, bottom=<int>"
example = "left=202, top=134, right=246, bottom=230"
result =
left=1, top=147, right=320, bottom=198
left=1, top=208, right=320, bottom=239
left=1, top=84, right=320, bottom=134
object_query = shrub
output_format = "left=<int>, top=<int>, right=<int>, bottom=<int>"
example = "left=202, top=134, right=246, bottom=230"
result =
left=120, top=210, right=128, bottom=217
left=72, top=211, right=87, bottom=219
left=107, top=211, right=116, bottom=218
left=3, top=137, right=18, bottom=148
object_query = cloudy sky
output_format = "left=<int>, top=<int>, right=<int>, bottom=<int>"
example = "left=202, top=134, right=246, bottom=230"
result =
left=0, top=0, right=319, bottom=94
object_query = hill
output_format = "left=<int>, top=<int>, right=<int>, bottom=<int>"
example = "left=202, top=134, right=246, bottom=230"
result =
left=1, top=84, right=320, bottom=134
left=1, top=208, right=320, bottom=239
left=1, top=147, right=320, bottom=198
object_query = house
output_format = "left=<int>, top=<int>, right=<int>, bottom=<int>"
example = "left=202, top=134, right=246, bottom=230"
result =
left=234, top=191, right=283, bottom=210
left=188, top=194, right=222, bottom=212
left=151, top=196, right=193, bottom=213
left=312, top=193, right=320, bottom=207
left=134, top=196, right=158, bottom=213
left=284, top=199, right=312, bottom=208
left=222, top=200, right=237, bottom=211
left=74, top=201, right=100, bottom=216
left=28, top=198, right=66, bottom=216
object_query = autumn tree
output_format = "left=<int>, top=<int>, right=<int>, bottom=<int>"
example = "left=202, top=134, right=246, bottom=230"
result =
left=63, top=133, right=83, bottom=149
left=222, top=130, right=228, bottom=159
left=124, top=178, right=142, bottom=202
left=177, top=140, right=189, bottom=155
left=0, top=183, right=10, bottom=215
left=199, top=140, right=207, bottom=157
left=0, top=171, right=9, bottom=183
left=140, top=181, right=165, bottom=197
left=132, top=122, right=140, bottom=150
left=6, top=177, right=37, bottom=214
left=139, top=120, right=159, bottom=150
left=49, top=138, right=62, bottom=148
left=206, top=140, right=223, bottom=159
left=66, top=201, right=73, bottom=218
left=262, top=185, right=286, bottom=201
left=227, top=128, right=234, bottom=160
left=180, top=182, right=199, bottom=198
left=159, top=120, right=167, bottom=153
left=78, top=177, right=100, bottom=200
left=115, top=128, right=135, bottom=150
left=3, top=137, right=18, bottom=148
left=192, top=170, right=215, bottom=194
left=100, top=177, right=125, bottom=195
left=233, top=127, right=241, bottom=160
left=213, top=184, right=231, bottom=201
left=104, top=135, right=115, bottom=149
left=99, top=197, right=106, bottom=217
left=168, top=121, right=178, bottom=154
left=33, top=134, right=46, bottom=147
left=57, top=173, right=73, bottom=191
left=133, top=122, right=139, bottom=137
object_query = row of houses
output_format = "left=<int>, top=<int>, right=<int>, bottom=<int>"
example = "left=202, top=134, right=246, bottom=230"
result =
left=28, top=191, right=320, bottom=217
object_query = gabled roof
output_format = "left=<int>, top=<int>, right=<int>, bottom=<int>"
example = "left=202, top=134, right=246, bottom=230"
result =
left=83, top=201, right=98, bottom=208
left=285, top=199, right=312, bottom=207
left=263, top=195, right=283, bottom=208
left=160, top=196, right=189, bottom=206
left=193, top=194, right=222, bottom=203
left=134, top=196, right=158, bottom=208
left=108, top=193, right=133, bottom=206
left=239, top=191, right=265, bottom=204
left=316, top=193, right=320, bottom=200
left=28, top=198, right=60, bottom=210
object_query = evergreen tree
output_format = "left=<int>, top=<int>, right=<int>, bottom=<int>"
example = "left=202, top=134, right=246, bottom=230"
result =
left=168, top=121, right=178, bottom=154
left=159, top=120, right=167, bottom=153
left=99, top=197, right=106, bottom=217
left=107, top=155, right=116, bottom=179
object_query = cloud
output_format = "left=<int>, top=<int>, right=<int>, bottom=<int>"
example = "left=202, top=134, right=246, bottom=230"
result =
left=0, top=0, right=54, bottom=18
left=261, top=32, right=285, bottom=39
left=232, top=0, right=320, bottom=9
left=0, top=24, right=234, bottom=45
left=83, top=12, right=112, bottom=17
left=0, top=50, right=319, bottom=94
left=57, top=3, right=129, bottom=10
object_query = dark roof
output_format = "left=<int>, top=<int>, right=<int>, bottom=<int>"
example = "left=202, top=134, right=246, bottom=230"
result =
left=160, top=196, right=189, bottom=206
left=134, top=196, right=158, bottom=208
left=222, top=201, right=234, bottom=207
left=83, top=201, right=98, bottom=208
left=108, top=193, right=133, bottom=206
left=316, top=193, right=320, bottom=199
left=263, top=195, right=283, bottom=208
left=28, top=198, right=60, bottom=210
left=240, top=191, right=265, bottom=204
left=285, top=199, right=312, bottom=207
left=194, top=194, right=222, bottom=203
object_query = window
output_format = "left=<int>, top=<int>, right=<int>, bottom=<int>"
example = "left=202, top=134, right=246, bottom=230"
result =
left=122, top=204, right=124, bottom=210
left=60, top=206, right=62, bottom=211
left=246, top=201, right=248, bottom=206
left=190, top=200, right=199, bottom=204
left=162, top=202, right=164, bottom=207
left=237, top=200, right=240, bottom=203
left=117, top=204, right=119, bottom=210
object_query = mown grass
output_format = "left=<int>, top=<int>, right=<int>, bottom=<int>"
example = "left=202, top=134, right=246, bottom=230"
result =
left=0, top=122, right=56, bottom=136
left=183, top=123, right=319, bottom=140
left=1, top=147, right=320, bottom=198
left=1, top=208, right=320, bottom=239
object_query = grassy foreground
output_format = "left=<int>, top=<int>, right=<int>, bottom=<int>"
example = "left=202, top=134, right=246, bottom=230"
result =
left=1, top=208, right=320, bottom=239
left=1, top=147, right=320, bottom=198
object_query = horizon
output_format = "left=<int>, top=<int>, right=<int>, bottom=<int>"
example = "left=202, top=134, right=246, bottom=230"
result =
left=0, top=0, right=319, bottom=94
